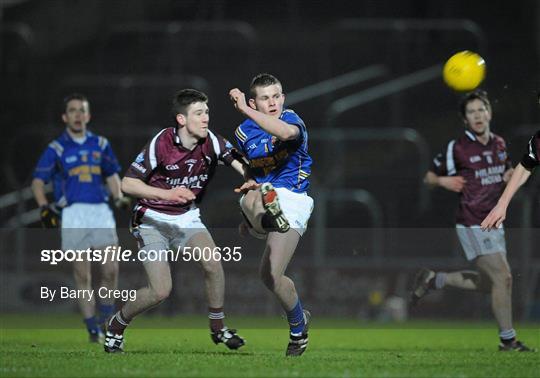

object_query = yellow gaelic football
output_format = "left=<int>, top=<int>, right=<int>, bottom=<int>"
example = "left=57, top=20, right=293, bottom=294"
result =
left=443, top=50, right=486, bottom=92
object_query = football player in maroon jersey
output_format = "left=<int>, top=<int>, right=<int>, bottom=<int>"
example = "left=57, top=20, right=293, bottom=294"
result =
left=104, top=89, right=256, bottom=353
left=412, top=90, right=534, bottom=351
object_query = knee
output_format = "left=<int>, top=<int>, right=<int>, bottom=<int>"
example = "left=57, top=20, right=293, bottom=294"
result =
left=200, top=260, right=222, bottom=277
left=73, top=267, right=91, bottom=286
left=151, top=283, right=172, bottom=303
left=493, top=269, right=512, bottom=289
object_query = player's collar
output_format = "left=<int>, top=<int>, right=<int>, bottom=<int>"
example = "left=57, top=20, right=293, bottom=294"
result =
left=464, top=129, right=493, bottom=143
left=173, top=127, right=206, bottom=149
left=464, top=130, right=476, bottom=141
left=280, top=108, right=291, bottom=117
left=62, top=130, right=91, bottom=143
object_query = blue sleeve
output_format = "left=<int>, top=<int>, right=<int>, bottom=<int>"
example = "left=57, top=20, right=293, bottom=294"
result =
left=246, top=140, right=274, bottom=160
left=236, top=125, right=273, bottom=160
left=281, top=110, right=307, bottom=141
left=101, top=138, right=122, bottom=177
left=234, top=125, right=248, bottom=154
left=33, top=147, right=60, bottom=183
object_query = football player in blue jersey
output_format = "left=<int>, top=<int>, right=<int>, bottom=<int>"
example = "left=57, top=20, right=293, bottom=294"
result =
left=229, top=73, right=314, bottom=356
left=31, top=93, right=128, bottom=342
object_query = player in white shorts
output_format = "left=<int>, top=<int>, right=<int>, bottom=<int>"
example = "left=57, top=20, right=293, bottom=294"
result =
left=32, top=93, right=128, bottom=342
left=104, top=89, right=254, bottom=353
left=230, top=73, right=314, bottom=356
left=61, top=203, right=118, bottom=252
left=411, top=90, right=533, bottom=351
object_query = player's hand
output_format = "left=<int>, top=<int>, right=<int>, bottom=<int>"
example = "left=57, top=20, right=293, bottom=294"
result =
left=234, top=179, right=260, bottom=194
left=114, top=196, right=132, bottom=210
left=438, top=176, right=466, bottom=192
left=40, top=205, right=61, bottom=228
left=165, top=187, right=196, bottom=204
left=481, top=203, right=507, bottom=231
left=229, top=88, right=249, bottom=114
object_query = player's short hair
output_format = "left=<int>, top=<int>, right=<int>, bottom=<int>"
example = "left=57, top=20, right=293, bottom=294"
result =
left=63, top=93, right=89, bottom=113
left=172, top=89, right=208, bottom=116
left=459, top=89, right=491, bottom=118
left=249, top=73, right=282, bottom=97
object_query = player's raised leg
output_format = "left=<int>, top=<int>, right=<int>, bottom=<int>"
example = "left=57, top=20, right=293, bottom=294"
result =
left=241, top=184, right=289, bottom=234
left=411, top=253, right=533, bottom=351
left=184, top=231, right=245, bottom=350
left=239, top=189, right=266, bottom=236
left=260, top=230, right=310, bottom=356
left=411, top=269, right=486, bottom=305
left=260, top=183, right=290, bottom=232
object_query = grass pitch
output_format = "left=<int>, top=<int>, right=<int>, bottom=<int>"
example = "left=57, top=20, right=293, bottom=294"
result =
left=1, top=315, right=538, bottom=377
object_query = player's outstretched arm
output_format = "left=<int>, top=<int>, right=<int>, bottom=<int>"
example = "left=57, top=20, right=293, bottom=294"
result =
left=481, top=163, right=532, bottom=230
left=121, top=177, right=195, bottom=204
left=424, top=171, right=466, bottom=193
left=229, top=88, right=299, bottom=141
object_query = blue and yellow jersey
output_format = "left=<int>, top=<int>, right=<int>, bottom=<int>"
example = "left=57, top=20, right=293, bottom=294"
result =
left=33, top=131, right=121, bottom=206
left=235, top=109, right=312, bottom=193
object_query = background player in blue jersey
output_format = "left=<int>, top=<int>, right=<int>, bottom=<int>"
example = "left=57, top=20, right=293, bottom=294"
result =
left=31, top=93, right=128, bottom=342
left=229, top=73, right=314, bottom=356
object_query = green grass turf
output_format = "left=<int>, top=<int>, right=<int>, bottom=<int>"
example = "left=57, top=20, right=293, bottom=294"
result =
left=1, top=315, right=538, bottom=377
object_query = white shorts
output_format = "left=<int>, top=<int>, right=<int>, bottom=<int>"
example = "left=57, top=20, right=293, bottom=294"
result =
left=61, top=203, right=118, bottom=250
left=456, top=224, right=507, bottom=261
left=132, top=207, right=210, bottom=263
left=241, top=187, right=314, bottom=237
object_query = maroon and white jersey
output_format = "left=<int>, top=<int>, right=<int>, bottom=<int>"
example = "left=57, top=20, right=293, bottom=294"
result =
left=431, top=130, right=512, bottom=226
left=521, top=130, right=540, bottom=171
left=125, top=127, right=238, bottom=215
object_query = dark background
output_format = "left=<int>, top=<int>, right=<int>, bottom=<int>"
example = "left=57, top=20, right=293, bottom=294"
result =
left=2, top=0, right=539, bottom=226
left=1, top=0, right=538, bottom=320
